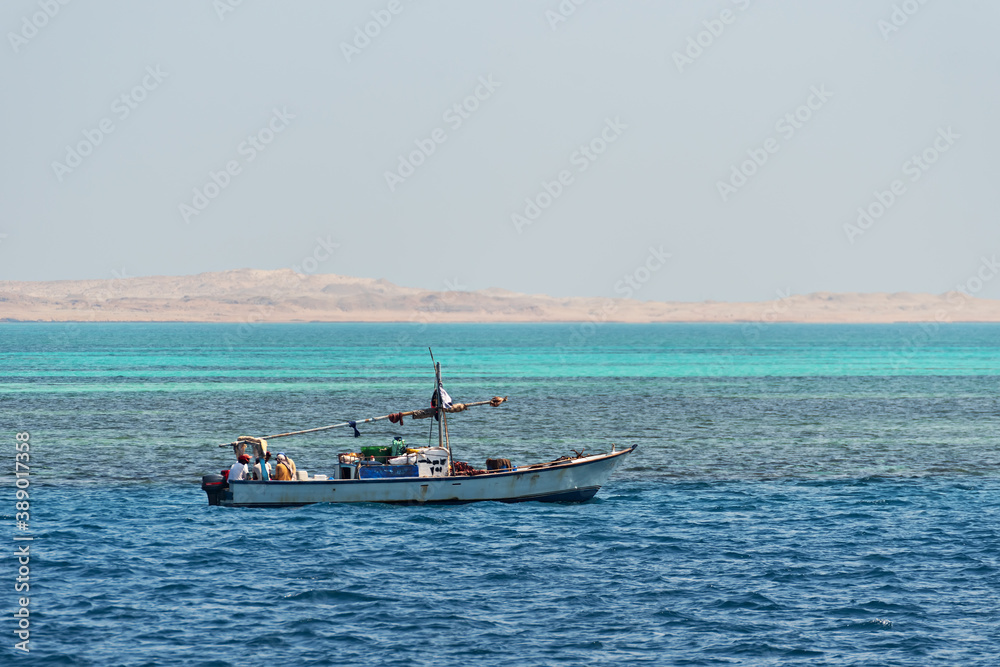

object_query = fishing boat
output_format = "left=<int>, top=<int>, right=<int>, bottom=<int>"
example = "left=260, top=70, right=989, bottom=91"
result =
left=200, top=360, right=635, bottom=507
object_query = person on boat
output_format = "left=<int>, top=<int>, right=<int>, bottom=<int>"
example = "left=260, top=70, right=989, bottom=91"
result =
left=252, top=452, right=273, bottom=480
left=229, top=454, right=251, bottom=482
left=273, top=454, right=293, bottom=481
left=276, top=452, right=297, bottom=478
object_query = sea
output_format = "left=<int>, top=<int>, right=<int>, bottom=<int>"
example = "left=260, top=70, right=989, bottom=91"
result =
left=3, top=322, right=999, bottom=666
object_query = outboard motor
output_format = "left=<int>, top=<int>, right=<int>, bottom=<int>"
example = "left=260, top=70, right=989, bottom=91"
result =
left=201, top=474, right=228, bottom=506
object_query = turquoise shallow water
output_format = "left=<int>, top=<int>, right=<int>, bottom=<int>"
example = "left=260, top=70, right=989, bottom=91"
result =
left=3, top=323, right=1000, bottom=665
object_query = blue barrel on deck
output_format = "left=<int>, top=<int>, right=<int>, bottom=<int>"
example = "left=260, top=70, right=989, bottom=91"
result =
left=357, top=464, right=419, bottom=479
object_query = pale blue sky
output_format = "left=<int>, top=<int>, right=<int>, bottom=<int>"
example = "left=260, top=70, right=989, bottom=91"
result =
left=2, top=0, right=998, bottom=301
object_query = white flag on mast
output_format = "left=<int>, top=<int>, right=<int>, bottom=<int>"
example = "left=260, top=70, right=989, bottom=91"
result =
left=437, top=382, right=453, bottom=408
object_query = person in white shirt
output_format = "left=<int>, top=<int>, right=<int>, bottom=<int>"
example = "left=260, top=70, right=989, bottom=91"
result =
left=229, top=454, right=251, bottom=482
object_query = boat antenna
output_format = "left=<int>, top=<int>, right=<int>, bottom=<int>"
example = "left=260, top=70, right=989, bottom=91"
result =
left=428, top=347, right=437, bottom=448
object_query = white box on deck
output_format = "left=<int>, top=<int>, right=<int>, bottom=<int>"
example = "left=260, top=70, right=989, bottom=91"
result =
left=416, top=447, right=449, bottom=477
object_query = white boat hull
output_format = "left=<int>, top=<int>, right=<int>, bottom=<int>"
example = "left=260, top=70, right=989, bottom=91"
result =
left=216, top=446, right=635, bottom=507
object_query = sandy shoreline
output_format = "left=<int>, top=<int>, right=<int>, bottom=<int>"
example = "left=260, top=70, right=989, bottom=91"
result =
left=2, top=269, right=999, bottom=323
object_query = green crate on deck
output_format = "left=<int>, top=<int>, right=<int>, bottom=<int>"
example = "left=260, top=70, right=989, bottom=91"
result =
left=361, top=445, right=392, bottom=462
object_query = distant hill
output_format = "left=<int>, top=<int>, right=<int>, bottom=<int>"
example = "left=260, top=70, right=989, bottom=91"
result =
left=1, top=269, right=998, bottom=323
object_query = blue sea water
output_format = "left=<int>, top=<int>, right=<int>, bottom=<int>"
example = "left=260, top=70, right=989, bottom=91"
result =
left=3, top=323, right=1000, bottom=665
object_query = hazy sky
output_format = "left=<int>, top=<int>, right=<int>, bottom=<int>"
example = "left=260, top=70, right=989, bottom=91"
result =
left=2, top=0, right=998, bottom=302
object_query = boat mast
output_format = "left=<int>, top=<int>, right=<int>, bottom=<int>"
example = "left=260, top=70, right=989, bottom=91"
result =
left=435, top=361, right=451, bottom=471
